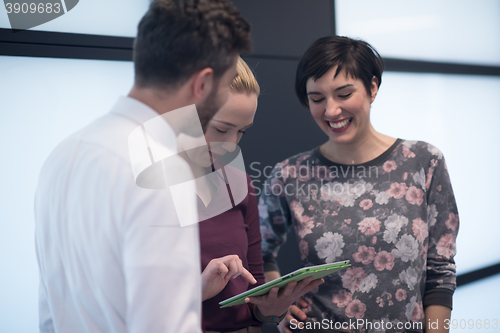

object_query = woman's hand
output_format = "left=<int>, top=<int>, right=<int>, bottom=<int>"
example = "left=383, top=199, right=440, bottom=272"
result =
left=244, top=277, right=323, bottom=322
left=278, top=297, right=309, bottom=333
left=201, top=255, right=256, bottom=301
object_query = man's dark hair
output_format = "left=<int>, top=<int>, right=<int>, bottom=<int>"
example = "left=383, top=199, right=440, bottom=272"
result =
left=295, top=36, right=384, bottom=108
left=133, top=0, right=251, bottom=89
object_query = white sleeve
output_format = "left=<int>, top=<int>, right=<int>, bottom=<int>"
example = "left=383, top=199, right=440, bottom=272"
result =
left=122, top=163, right=202, bottom=333
left=35, top=223, right=54, bottom=333
left=37, top=271, right=55, bottom=333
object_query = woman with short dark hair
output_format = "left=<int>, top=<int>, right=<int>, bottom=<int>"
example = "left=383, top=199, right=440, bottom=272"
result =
left=260, top=36, right=458, bottom=332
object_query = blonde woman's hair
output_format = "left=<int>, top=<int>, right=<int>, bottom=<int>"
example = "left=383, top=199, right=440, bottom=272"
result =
left=230, top=57, right=260, bottom=96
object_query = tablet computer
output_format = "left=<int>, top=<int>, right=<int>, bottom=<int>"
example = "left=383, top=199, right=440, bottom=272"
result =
left=219, top=260, right=351, bottom=308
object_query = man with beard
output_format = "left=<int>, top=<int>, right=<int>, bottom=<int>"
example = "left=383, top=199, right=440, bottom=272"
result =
left=34, top=1, right=251, bottom=332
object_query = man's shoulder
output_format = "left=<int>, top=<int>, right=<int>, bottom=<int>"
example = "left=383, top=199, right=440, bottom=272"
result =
left=52, top=112, right=140, bottom=165
left=37, top=112, right=144, bottom=197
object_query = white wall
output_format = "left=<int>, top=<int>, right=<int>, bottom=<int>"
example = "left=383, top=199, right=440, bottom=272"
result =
left=0, top=56, right=134, bottom=332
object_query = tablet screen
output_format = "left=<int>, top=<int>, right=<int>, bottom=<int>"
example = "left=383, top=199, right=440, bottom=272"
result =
left=219, top=260, right=351, bottom=308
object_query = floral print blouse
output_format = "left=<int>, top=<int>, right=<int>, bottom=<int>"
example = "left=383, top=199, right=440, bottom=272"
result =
left=259, top=139, right=459, bottom=332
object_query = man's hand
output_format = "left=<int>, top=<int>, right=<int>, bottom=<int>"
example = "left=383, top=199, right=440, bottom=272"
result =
left=244, top=277, right=324, bottom=320
left=201, top=255, right=256, bottom=301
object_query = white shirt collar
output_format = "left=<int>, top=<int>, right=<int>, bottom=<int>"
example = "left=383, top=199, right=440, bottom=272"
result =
left=110, top=96, right=177, bottom=153
left=109, top=95, right=159, bottom=125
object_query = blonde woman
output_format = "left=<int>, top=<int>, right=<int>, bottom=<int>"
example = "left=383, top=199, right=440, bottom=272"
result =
left=196, top=58, right=323, bottom=333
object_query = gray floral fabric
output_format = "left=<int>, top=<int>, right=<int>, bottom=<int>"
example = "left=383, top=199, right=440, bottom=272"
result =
left=259, top=140, right=458, bottom=332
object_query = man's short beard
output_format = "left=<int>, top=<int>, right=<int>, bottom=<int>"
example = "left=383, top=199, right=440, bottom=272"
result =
left=196, top=76, right=223, bottom=132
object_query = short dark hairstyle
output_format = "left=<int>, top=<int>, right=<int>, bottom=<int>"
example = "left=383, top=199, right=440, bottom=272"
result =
left=295, top=36, right=384, bottom=108
left=133, top=0, right=252, bottom=89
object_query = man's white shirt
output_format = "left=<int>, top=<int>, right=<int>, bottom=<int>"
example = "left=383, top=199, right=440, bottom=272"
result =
left=35, top=96, right=202, bottom=333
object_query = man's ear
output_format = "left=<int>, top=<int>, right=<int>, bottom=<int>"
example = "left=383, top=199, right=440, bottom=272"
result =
left=370, top=76, right=379, bottom=103
left=192, top=68, right=215, bottom=101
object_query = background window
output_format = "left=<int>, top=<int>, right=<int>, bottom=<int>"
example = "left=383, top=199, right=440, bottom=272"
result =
left=0, top=55, right=134, bottom=333
left=335, top=0, right=500, bottom=66
left=0, top=0, right=149, bottom=37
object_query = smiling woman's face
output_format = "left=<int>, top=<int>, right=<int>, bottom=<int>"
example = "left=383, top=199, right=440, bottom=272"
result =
left=306, top=66, right=378, bottom=147
left=191, top=91, right=258, bottom=168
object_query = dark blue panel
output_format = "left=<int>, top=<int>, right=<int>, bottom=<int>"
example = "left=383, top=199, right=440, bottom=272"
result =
left=232, top=0, right=333, bottom=57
